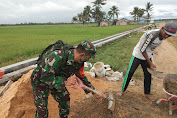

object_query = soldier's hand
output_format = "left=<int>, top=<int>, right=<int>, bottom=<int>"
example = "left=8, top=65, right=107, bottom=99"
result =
left=65, top=75, right=77, bottom=86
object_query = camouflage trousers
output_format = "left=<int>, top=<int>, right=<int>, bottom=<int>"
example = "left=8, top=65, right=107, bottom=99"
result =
left=31, top=77, right=70, bottom=118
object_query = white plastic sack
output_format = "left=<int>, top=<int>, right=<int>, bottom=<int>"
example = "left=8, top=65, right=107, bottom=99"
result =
left=106, top=71, right=123, bottom=81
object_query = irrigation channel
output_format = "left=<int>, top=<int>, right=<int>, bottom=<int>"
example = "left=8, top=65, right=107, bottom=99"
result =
left=0, top=25, right=147, bottom=85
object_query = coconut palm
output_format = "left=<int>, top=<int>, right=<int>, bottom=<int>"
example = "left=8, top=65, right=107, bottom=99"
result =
left=77, top=13, right=84, bottom=24
left=145, top=2, right=153, bottom=23
left=91, top=0, right=107, bottom=26
left=108, top=11, right=113, bottom=21
left=137, top=8, right=145, bottom=22
left=108, top=6, right=119, bottom=21
left=92, top=6, right=105, bottom=26
left=83, top=5, right=92, bottom=23
left=130, top=7, right=139, bottom=22
left=92, top=0, right=106, bottom=8
left=101, top=11, right=107, bottom=21
left=72, top=16, right=78, bottom=23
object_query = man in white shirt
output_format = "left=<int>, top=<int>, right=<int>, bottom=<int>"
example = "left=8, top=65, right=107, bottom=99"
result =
left=119, top=22, right=177, bottom=101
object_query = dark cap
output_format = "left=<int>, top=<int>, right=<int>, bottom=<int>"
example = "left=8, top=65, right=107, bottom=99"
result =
left=80, top=40, right=96, bottom=59
left=164, top=22, right=177, bottom=36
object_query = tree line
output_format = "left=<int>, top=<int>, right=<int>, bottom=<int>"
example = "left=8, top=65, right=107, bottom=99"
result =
left=72, top=0, right=119, bottom=26
left=72, top=0, right=154, bottom=26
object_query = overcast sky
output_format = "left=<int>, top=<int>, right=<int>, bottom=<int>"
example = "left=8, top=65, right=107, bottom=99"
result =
left=0, top=0, right=177, bottom=24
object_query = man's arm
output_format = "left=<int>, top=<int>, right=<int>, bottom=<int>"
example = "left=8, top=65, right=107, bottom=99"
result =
left=140, top=33, right=156, bottom=69
left=142, top=52, right=156, bottom=69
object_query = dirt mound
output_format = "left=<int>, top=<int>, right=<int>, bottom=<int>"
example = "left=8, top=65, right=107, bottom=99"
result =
left=70, top=96, right=113, bottom=118
left=0, top=70, right=35, bottom=118
left=70, top=88, right=177, bottom=118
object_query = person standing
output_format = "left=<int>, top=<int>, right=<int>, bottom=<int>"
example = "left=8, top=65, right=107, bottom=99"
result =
left=119, top=22, right=177, bottom=101
left=31, top=40, right=100, bottom=118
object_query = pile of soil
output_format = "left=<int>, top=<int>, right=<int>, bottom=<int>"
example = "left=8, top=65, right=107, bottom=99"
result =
left=70, top=95, right=113, bottom=118
left=164, top=74, right=177, bottom=95
left=0, top=70, right=36, bottom=118
left=70, top=90, right=163, bottom=118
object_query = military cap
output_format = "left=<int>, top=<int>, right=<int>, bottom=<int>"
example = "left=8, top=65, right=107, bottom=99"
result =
left=80, top=40, right=96, bottom=59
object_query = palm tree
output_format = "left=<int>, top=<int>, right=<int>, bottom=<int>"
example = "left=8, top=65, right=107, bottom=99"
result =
left=92, top=6, right=105, bottom=26
left=77, top=13, right=84, bottom=24
left=108, top=11, right=112, bottom=21
left=91, top=0, right=107, bottom=26
left=130, top=7, right=139, bottom=22
left=83, top=5, right=92, bottom=23
left=108, top=6, right=119, bottom=21
left=137, top=8, right=145, bottom=22
left=101, top=11, right=107, bottom=21
left=92, top=0, right=106, bottom=8
left=145, top=2, right=153, bottom=23
left=72, top=16, right=78, bottom=23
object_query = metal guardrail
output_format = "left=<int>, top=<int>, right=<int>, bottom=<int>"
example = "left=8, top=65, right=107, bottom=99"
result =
left=0, top=26, right=147, bottom=75
left=92, top=26, right=146, bottom=47
left=0, top=57, right=38, bottom=74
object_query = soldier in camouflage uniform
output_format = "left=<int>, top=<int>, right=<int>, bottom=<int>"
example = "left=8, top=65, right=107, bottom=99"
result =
left=31, top=40, right=97, bottom=118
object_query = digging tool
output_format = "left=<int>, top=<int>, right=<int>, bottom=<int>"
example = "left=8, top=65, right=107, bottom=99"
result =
left=147, top=68, right=165, bottom=78
left=71, top=77, right=115, bottom=112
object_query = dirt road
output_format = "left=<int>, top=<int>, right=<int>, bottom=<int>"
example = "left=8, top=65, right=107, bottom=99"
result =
left=0, top=23, right=177, bottom=118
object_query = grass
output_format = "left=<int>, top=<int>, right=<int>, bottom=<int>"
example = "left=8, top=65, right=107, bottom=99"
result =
left=88, top=31, right=144, bottom=78
left=0, top=24, right=143, bottom=67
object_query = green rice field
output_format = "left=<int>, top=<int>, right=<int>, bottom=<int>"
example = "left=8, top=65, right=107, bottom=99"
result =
left=0, top=24, right=143, bottom=67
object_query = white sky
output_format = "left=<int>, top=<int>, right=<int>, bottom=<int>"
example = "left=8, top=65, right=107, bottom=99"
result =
left=0, top=0, right=177, bottom=24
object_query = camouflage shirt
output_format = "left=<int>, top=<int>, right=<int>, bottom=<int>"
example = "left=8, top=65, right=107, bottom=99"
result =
left=31, top=49, right=94, bottom=93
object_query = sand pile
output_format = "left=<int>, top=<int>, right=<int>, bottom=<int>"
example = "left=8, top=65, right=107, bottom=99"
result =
left=0, top=70, right=112, bottom=118
left=0, top=70, right=35, bottom=118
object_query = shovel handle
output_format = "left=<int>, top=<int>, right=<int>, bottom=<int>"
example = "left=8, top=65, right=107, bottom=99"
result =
left=71, top=77, right=105, bottom=98
left=84, top=85, right=103, bottom=96
left=71, top=77, right=86, bottom=89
